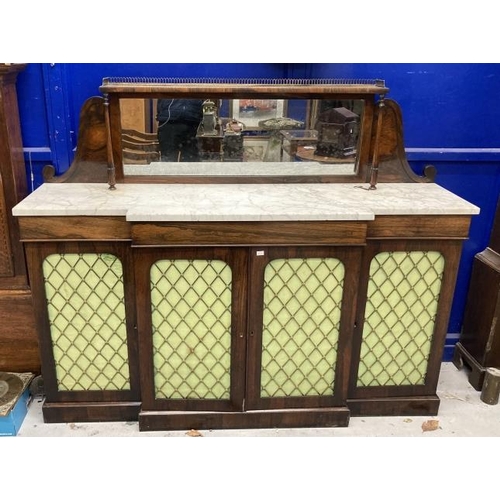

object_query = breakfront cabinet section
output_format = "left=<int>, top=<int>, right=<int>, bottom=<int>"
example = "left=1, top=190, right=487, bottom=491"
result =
left=24, top=242, right=141, bottom=422
left=348, top=239, right=464, bottom=416
left=135, top=245, right=361, bottom=431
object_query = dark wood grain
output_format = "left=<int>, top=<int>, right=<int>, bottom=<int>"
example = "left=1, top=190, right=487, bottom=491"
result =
left=139, top=407, right=350, bottom=431
left=131, top=220, right=367, bottom=246
left=19, top=216, right=131, bottom=241
left=42, top=402, right=141, bottom=423
left=0, top=290, right=39, bottom=373
left=347, top=396, right=440, bottom=416
left=368, top=99, right=436, bottom=184
left=43, top=97, right=109, bottom=183
left=0, top=64, right=39, bottom=373
left=367, top=215, right=471, bottom=239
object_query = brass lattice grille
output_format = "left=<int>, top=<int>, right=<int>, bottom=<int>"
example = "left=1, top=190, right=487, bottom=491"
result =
left=261, top=258, right=345, bottom=398
left=43, top=253, right=130, bottom=391
left=357, top=251, right=445, bottom=387
left=151, top=259, right=232, bottom=400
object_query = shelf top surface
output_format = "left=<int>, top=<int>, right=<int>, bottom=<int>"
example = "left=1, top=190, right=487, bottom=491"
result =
left=12, top=182, right=480, bottom=222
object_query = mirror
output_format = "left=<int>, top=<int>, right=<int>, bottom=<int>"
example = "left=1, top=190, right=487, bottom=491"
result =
left=118, top=97, right=364, bottom=177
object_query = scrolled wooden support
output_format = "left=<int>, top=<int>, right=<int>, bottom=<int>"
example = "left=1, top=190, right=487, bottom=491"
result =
left=423, top=164, right=437, bottom=182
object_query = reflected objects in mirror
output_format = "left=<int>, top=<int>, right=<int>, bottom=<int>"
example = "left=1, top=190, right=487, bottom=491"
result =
left=314, top=106, right=359, bottom=159
left=156, top=98, right=204, bottom=162
left=118, top=96, right=364, bottom=176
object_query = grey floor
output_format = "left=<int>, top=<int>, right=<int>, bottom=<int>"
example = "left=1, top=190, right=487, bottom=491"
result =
left=15, top=361, right=500, bottom=437
left=6, top=362, right=498, bottom=500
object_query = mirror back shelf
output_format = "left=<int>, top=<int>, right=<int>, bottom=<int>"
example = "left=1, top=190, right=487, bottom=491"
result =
left=43, top=78, right=434, bottom=186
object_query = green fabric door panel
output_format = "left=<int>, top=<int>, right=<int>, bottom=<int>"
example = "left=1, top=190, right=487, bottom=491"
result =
left=261, top=258, right=345, bottom=398
left=150, top=259, right=232, bottom=400
left=357, top=251, right=445, bottom=387
left=43, top=253, right=130, bottom=391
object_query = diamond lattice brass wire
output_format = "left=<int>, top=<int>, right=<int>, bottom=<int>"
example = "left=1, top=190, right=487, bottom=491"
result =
left=151, top=259, right=232, bottom=400
left=260, top=258, right=345, bottom=398
left=43, top=253, right=130, bottom=391
left=357, top=251, right=444, bottom=387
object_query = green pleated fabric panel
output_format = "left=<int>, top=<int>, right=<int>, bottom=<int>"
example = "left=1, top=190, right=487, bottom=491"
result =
left=357, top=251, right=445, bottom=387
left=43, top=253, right=130, bottom=391
left=261, top=258, right=345, bottom=398
left=150, top=259, right=232, bottom=400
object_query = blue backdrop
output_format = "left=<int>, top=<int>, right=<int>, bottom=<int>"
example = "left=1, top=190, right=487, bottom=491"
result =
left=14, top=63, right=500, bottom=359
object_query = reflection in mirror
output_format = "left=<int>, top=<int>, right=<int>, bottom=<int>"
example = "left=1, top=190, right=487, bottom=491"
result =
left=120, top=98, right=364, bottom=176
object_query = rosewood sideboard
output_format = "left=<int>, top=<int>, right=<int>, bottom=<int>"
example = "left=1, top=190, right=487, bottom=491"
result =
left=12, top=78, right=479, bottom=430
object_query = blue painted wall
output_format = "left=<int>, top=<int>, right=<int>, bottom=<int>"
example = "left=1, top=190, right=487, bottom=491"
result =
left=14, top=63, right=500, bottom=360
left=309, top=63, right=500, bottom=359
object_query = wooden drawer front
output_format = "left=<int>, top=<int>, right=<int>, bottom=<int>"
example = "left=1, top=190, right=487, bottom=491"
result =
left=367, top=215, right=471, bottom=239
left=18, top=216, right=131, bottom=241
left=132, top=220, right=367, bottom=246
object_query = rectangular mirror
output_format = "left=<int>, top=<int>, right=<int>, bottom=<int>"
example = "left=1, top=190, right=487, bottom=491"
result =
left=119, top=97, right=364, bottom=178
left=99, top=78, right=388, bottom=184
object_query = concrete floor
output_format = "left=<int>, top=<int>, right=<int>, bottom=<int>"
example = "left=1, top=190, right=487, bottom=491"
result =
left=15, top=362, right=500, bottom=437
left=5, top=362, right=497, bottom=500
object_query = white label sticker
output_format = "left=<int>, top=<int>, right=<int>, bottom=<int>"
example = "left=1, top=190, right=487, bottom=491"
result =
left=256, top=250, right=265, bottom=256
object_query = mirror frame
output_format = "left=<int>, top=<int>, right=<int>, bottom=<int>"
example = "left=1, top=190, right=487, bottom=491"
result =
left=99, top=77, right=390, bottom=187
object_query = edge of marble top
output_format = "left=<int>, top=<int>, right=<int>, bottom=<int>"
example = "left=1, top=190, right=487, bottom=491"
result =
left=12, top=182, right=480, bottom=221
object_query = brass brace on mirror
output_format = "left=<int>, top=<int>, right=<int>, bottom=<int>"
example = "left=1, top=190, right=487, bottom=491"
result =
left=368, top=95, right=386, bottom=190
left=103, top=93, right=116, bottom=190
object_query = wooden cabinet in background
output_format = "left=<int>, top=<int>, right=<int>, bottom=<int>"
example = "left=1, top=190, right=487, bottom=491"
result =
left=0, top=64, right=39, bottom=373
left=454, top=196, right=500, bottom=389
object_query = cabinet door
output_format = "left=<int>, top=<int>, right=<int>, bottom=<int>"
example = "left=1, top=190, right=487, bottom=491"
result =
left=246, top=246, right=361, bottom=410
left=135, top=247, right=248, bottom=412
left=24, top=242, right=140, bottom=404
left=350, top=240, right=463, bottom=400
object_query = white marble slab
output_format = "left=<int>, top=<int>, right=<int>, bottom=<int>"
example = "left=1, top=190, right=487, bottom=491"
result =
left=127, top=183, right=374, bottom=222
left=124, top=161, right=356, bottom=177
left=347, top=183, right=481, bottom=215
left=12, top=182, right=480, bottom=222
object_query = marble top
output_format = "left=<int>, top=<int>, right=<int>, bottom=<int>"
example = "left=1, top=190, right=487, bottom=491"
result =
left=124, top=161, right=356, bottom=177
left=12, top=182, right=480, bottom=222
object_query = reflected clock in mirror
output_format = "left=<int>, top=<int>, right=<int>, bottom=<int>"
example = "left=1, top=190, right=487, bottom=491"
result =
left=118, top=97, right=364, bottom=177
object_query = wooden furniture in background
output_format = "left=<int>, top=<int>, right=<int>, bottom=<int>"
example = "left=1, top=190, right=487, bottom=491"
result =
left=0, top=64, right=39, bottom=373
left=454, top=196, right=500, bottom=389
